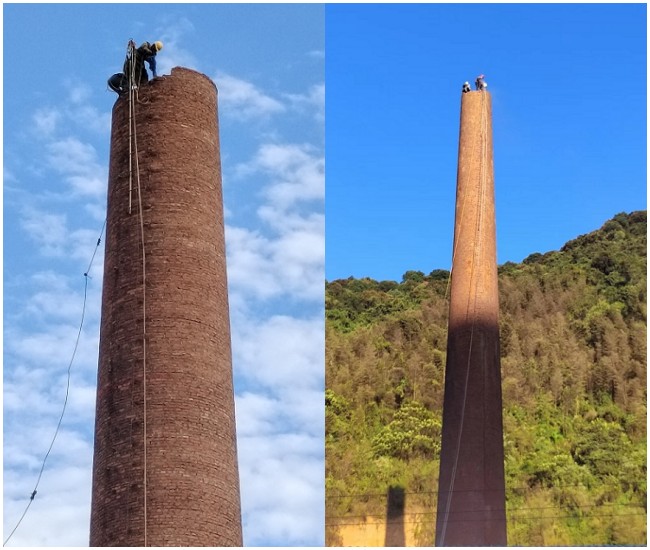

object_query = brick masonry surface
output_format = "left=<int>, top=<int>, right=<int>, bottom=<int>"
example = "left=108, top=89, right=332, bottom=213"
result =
left=435, top=91, right=507, bottom=546
left=90, top=67, right=242, bottom=547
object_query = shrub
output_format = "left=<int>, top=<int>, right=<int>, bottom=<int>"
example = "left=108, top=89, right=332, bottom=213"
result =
left=371, top=401, right=441, bottom=459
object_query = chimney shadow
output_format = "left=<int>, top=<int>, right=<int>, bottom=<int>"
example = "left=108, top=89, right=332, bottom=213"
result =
left=384, top=485, right=406, bottom=547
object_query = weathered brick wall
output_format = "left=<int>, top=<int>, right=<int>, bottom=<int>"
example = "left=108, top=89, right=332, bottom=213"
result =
left=435, top=90, right=507, bottom=545
left=90, top=67, right=242, bottom=547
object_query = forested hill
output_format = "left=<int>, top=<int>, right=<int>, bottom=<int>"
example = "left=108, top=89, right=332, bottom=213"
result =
left=325, top=211, right=647, bottom=546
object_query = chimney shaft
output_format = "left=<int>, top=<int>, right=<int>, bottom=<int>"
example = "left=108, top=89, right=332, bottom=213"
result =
left=435, top=90, right=507, bottom=546
left=90, top=68, right=243, bottom=547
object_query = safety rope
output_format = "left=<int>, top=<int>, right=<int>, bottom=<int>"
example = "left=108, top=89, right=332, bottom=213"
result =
left=3, top=220, right=106, bottom=547
left=127, top=41, right=135, bottom=215
left=439, top=91, right=489, bottom=544
left=125, top=39, right=148, bottom=546
left=134, top=94, right=148, bottom=550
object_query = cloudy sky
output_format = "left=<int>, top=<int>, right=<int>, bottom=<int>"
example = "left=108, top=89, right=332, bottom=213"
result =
left=3, top=4, right=324, bottom=546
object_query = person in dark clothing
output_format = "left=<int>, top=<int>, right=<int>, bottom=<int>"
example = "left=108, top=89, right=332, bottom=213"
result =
left=475, top=74, right=487, bottom=91
left=124, top=40, right=163, bottom=85
left=462, top=81, right=471, bottom=93
left=108, top=40, right=163, bottom=95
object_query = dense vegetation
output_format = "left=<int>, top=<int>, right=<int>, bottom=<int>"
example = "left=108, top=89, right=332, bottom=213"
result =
left=325, top=211, right=647, bottom=546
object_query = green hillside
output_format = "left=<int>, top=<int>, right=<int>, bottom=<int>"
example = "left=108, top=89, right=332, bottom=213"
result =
left=325, top=211, right=647, bottom=546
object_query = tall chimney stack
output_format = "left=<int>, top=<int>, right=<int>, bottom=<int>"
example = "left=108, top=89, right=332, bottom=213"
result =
left=90, top=67, right=243, bottom=547
left=435, top=89, right=507, bottom=546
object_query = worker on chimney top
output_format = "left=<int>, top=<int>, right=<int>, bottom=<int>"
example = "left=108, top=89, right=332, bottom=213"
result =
left=475, top=74, right=487, bottom=91
left=462, top=81, right=471, bottom=93
left=125, top=40, right=164, bottom=85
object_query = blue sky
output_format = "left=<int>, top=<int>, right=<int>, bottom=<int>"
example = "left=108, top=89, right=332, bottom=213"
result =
left=3, top=3, right=323, bottom=546
left=325, top=2, right=647, bottom=282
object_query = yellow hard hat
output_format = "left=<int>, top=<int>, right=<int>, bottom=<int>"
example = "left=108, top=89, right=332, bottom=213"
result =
left=154, top=41, right=163, bottom=52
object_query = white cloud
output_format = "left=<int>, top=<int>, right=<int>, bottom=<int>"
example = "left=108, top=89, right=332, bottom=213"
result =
left=233, top=315, right=323, bottom=392
left=19, top=207, right=106, bottom=267
left=45, top=137, right=107, bottom=198
left=69, top=104, right=111, bottom=135
left=32, top=107, right=61, bottom=137
left=284, top=83, right=325, bottom=122
left=3, top=366, right=62, bottom=419
left=20, top=274, right=102, bottom=334
left=31, top=83, right=110, bottom=140
left=272, top=223, right=324, bottom=266
left=66, top=80, right=92, bottom=105
left=237, top=143, right=324, bottom=211
left=157, top=44, right=197, bottom=75
left=226, top=140, right=324, bottom=302
left=20, top=208, right=68, bottom=257
left=156, top=17, right=198, bottom=74
left=45, top=135, right=92, bottom=171
left=258, top=207, right=323, bottom=233
left=226, top=221, right=324, bottom=302
left=3, top=462, right=92, bottom=546
left=6, top=326, right=98, bottom=377
left=25, top=272, right=85, bottom=322
left=215, top=72, right=285, bottom=120
left=238, top=432, right=323, bottom=546
left=4, top=299, right=98, bottom=544
left=235, top=387, right=324, bottom=440
left=235, top=392, right=282, bottom=437
left=83, top=202, right=108, bottom=224
left=57, top=80, right=111, bottom=135
left=226, top=225, right=282, bottom=300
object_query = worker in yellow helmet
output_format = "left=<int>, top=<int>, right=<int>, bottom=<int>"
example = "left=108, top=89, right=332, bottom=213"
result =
left=125, top=40, right=164, bottom=85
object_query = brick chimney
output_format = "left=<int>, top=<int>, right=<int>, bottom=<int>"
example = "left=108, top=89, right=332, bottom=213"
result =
left=435, top=90, right=507, bottom=546
left=90, top=67, right=243, bottom=547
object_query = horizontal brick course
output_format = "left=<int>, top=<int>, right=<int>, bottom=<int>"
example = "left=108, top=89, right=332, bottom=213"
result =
left=90, top=67, right=242, bottom=547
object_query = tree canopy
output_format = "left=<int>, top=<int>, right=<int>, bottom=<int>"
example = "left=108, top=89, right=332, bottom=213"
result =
left=326, top=211, right=647, bottom=546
